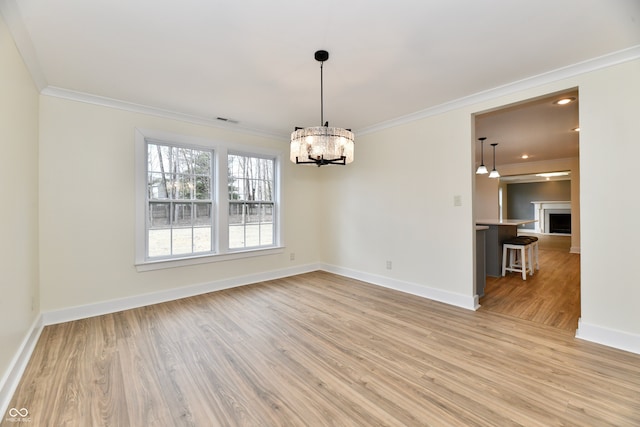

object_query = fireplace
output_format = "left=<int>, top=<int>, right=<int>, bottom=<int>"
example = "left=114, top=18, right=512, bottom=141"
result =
left=531, top=201, right=571, bottom=234
left=549, top=213, right=571, bottom=234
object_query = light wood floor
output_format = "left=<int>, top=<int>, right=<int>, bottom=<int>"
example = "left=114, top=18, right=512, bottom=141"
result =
left=480, top=235, right=580, bottom=331
left=4, top=271, right=639, bottom=426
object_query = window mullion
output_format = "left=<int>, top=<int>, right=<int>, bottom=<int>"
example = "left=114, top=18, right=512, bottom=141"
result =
left=217, top=146, right=229, bottom=253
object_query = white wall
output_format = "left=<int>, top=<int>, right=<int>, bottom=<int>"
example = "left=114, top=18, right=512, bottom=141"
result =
left=0, top=14, right=40, bottom=403
left=577, top=59, right=640, bottom=347
left=38, top=96, right=323, bottom=313
left=321, top=113, right=477, bottom=307
left=322, top=58, right=640, bottom=352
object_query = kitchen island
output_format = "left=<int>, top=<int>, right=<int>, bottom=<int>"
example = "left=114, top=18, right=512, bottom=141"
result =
left=476, top=219, right=537, bottom=277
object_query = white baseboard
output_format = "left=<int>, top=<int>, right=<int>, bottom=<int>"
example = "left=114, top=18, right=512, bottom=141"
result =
left=0, top=315, right=44, bottom=419
left=42, top=263, right=321, bottom=326
left=320, top=263, right=477, bottom=311
left=576, top=318, right=640, bottom=355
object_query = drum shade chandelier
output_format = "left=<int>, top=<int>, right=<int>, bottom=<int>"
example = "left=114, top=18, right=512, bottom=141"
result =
left=290, top=50, right=354, bottom=166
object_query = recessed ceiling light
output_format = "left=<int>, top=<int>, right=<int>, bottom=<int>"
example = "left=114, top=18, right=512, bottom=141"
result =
left=521, top=154, right=529, bottom=159
left=573, top=127, right=580, bottom=131
left=553, top=97, right=576, bottom=105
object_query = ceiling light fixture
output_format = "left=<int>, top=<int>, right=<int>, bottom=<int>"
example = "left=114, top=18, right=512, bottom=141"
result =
left=553, top=97, right=576, bottom=105
left=573, top=127, right=580, bottom=132
left=521, top=154, right=529, bottom=159
left=489, top=143, right=500, bottom=178
left=535, top=171, right=570, bottom=178
left=290, top=50, right=354, bottom=166
left=476, top=137, right=488, bottom=174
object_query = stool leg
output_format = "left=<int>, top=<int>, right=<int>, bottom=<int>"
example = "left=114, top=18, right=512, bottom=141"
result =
left=534, top=242, right=539, bottom=270
left=528, top=245, right=534, bottom=276
left=520, top=247, right=527, bottom=280
left=502, top=246, right=508, bottom=277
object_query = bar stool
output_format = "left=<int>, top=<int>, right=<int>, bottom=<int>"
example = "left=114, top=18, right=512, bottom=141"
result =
left=502, top=236, right=537, bottom=280
left=526, top=236, right=539, bottom=271
left=517, top=235, right=539, bottom=271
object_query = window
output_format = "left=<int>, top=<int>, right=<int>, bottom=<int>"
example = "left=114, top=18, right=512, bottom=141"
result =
left=147, top=142, right=214, bottom=258
left=135, top=129, right=281, bottom=270
left=228, top=154, right=275, bottom=249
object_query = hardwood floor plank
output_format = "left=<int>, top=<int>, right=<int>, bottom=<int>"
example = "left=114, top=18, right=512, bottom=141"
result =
left=4, top=271, right=639, bottom=426
left=480, top=235, right=581, bottom=331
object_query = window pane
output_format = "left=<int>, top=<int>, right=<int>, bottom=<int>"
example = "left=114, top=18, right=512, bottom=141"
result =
left=173, top=203, right=192, bottom=226
left=244, top=223, right=260, bottom=247
left=228, top=202, right=243, bottom=225
left=193, top=150, right=211, bottom=174
left=174, top=174, right=193, bottom=199
left=195, top=176, right=210, bottom=200
left=260, top=223, right=274, bottom=246
left=229, top=224, right=245, bottom=248
left=148, top=144, right=172, bottom=173
left=193, top=227, right=211, bottom=252
left=174, top=147, right=194, bottom=173
left=259, top=203, right=273, bottom=223
left=149, top=202, right=171, bottom=227
left=172, top=228, right=192, bottom=255
left=151, top=173, right=172, bottom=199
left=194, top=202, right=212, bottom=226
left=148, top=229, right=171, bottom=257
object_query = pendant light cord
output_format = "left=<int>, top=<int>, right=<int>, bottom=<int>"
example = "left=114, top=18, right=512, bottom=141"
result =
left=320, top=61, right=324, bottom=126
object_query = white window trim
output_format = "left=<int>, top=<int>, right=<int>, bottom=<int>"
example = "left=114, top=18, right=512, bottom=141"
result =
left=135, top=128, right=283, bottom=271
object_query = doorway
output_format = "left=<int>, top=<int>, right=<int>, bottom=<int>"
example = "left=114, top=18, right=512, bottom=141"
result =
left=473, top=89, right=581, bottom=331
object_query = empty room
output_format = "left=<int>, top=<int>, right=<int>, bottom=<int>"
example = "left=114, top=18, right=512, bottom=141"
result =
left=1, top=1, right=639, bottom=425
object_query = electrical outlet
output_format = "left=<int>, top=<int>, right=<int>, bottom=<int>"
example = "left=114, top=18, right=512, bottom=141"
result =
left=386, top=261, right=392, bottom=270
left=454, top=195, right=462, bottom=207
left=290, top=252, right=295, bottom=261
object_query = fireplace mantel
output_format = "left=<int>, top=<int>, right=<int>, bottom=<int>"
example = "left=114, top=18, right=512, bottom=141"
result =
left=531, top=201, right=571, bottom=234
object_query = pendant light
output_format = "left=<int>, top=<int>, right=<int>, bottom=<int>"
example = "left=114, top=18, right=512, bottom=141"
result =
left=476, top=137, right=488, bottom=174
left=489, top=143, right=500, bottom=178
left=290, top=50, right=354, bottom=166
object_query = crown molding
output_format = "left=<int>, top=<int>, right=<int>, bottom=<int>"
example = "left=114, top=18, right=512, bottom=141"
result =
left=0, top=0, right=47, bottom=90
left=41, top=86, right=287, bottom=139
left=356, top=45, right=640, bottom=136
left=45, top=42, right=639, bottom=141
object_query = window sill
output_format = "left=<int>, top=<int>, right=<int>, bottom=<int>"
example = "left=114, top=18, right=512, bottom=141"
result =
left=135, top=246, right=284, bottom=272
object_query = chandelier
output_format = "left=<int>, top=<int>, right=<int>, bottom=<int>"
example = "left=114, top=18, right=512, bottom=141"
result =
left=290, top=50, right=354, bottom=166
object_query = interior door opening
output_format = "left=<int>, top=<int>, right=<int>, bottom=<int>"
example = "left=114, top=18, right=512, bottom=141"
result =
left=472, top=89, right=581, bottom=332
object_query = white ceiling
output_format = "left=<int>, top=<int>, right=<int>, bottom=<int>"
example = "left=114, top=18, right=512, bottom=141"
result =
left=3, top=0, right=640, bottom=162
left=474, top=89, right=580, bottom=167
